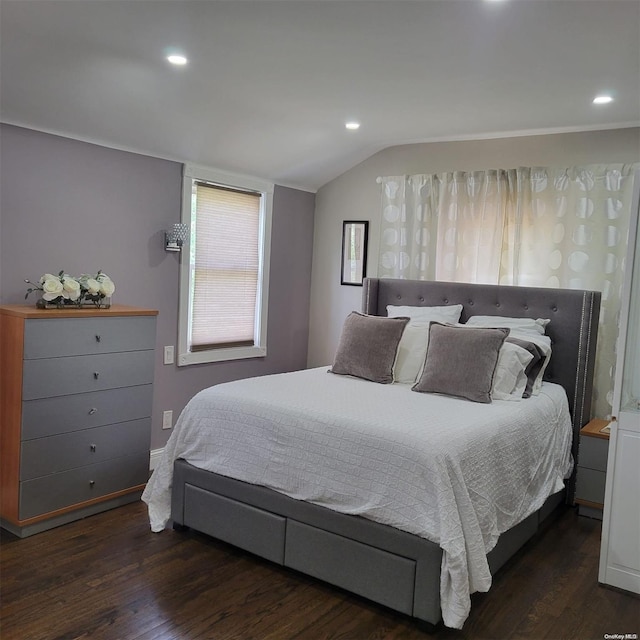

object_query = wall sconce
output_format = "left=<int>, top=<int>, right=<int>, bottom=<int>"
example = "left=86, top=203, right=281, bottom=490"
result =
left=165, top=223, right=189, bottom=252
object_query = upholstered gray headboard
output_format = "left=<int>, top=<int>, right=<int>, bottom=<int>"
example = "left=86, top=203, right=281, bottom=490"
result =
left=362, top=278, right=600, bottom=480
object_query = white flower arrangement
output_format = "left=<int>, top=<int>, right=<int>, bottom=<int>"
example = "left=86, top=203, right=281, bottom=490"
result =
left=25, top=270, right=115, bottom=308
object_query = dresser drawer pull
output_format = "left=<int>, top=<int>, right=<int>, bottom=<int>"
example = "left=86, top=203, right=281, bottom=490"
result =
left=95, top=335, right=101, bottom=342
left=89, top=480, right=95, bottom=487
left=93, top=372, right=99, bottom=380
left=90, top=444, right=97, bottom=452
left=88, top=407, right=98, bottom=415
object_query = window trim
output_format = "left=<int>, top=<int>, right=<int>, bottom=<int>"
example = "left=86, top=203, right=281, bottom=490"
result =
left=177, top=163, right=273, bottom=366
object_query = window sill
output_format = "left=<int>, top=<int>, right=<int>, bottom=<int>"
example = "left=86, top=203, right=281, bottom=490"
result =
left=177, top=344, right=267, bottom=366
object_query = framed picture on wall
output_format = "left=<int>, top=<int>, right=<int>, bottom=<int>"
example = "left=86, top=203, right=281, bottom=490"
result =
left=341, top=220, right=368, bottom=286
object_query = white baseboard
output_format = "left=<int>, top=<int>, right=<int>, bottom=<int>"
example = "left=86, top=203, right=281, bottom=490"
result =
left=150, top=448, right=165, bottom=471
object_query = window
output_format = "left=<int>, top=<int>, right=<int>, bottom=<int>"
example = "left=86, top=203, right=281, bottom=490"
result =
left=178, top=164, right=273, bottom=366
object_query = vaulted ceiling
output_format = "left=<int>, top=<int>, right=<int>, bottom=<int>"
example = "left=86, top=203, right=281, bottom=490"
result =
left=1, top=1, right=638, bottom=192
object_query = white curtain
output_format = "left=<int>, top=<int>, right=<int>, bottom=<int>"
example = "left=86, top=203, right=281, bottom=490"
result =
left=378, top=164, right=639, bottom=418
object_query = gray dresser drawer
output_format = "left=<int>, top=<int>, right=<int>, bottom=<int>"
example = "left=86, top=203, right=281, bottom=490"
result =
left=21, top=385, right=153, bottom=440
left=579, top=436, right=609, bottom=472
left=22, top=350, right=155, bottom=399
left=23, top=316, right=156, bottom=359
left=575, top=467, right=606, bottom=504
left=20, top=418, right=151, bottom=480
left=19, top=452, right=149, bottom=519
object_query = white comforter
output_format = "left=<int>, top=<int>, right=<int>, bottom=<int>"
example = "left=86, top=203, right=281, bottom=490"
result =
left=142, top=367, right=573, bottom=629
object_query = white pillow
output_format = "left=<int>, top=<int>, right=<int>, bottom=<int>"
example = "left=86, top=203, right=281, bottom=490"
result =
left=492, top=342, right=534, bottom=401
left=465, top=315, right=550, bottom=336
left=387, top=305, right=463, bottom=383
left=387, top=304, right=463, bottom=323
left=393, top=322, right=431, bottom=384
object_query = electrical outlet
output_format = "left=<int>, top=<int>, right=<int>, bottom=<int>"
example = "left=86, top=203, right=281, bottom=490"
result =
left=162, top=410, right=173, bottom=430
left=163, top=345, right=175, bottom=365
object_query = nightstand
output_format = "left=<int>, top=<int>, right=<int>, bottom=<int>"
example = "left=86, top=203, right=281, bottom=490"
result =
left=574, top=418, right=611, bottom=520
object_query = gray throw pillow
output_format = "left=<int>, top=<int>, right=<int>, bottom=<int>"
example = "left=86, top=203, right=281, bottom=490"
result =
left=412, top=323, right=510, bottom=403
left=330, top=312, right=409, bottom=384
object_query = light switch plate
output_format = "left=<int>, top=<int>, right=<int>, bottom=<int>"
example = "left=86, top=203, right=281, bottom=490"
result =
left=164, top=345, right=175, bottom=365
left=162, top=410, right=173, bottom=430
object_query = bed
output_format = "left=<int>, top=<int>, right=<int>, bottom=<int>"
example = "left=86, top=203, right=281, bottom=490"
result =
left=143, top=278, right=600, bottom=629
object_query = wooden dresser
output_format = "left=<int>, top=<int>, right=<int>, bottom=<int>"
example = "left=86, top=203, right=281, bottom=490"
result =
left=0, top=304, right=158, bottom=537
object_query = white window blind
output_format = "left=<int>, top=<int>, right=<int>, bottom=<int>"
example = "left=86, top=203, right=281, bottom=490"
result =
left=191, top=182, right=261, bottom=350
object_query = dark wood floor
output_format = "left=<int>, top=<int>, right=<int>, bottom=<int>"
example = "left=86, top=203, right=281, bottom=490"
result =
left=1, top=502, right=637, bottom=640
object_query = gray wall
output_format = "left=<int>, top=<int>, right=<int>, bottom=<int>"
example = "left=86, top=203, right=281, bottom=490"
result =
left=0, top=124, right=315, bottom=449
left=308, top=127, right=640, bottom=367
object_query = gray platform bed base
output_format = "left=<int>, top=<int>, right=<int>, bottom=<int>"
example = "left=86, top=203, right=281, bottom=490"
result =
left=170, top=277, right=601, bottom=627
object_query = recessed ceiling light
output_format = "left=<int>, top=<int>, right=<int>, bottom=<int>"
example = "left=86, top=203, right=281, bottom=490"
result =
left=593, top=95, right=613, bottom=105
left=167, top=54, right=188, bottom=66
left=345, top=122, right=360, bottom=130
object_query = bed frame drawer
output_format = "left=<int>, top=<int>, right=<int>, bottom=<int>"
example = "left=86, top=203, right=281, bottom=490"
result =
left=285, top=520, right=416, bottom=616
left=184, top=485, right=286, bottom=564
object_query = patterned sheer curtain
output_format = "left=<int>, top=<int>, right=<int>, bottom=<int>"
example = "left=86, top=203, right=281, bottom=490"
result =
left=378, top=164, right=639, bottom=418
left=379, top=171, right=513, bottom=283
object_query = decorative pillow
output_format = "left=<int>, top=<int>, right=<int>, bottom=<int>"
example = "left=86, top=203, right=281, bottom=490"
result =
left=505, top=337, right=547, bottom=398
left=387, top=305, right=463, bottom=383
left=330, top=312, right=409, bottom=384
left=465, top=315, right=550, bottom=336
left=463, top=317, right=552, bottom=395
left=492, top=342, right=534, bottom=401
left=412, top=323, right=510, bottom=403
left=387, top=304, right=463, bottom=324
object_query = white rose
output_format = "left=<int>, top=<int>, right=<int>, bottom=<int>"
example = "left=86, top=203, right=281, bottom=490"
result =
left=40, top=273, right=57, bottom=284
left=84, top=278, right=101, bottom=294
left=63, top=277, right=81, bottom=301
left=41, top=277, right=64, bottom=301
left=99, top=277, right=115, bottom=297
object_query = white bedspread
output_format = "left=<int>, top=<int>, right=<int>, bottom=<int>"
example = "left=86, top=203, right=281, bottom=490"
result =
left=142, top=367, right=573, bottom=629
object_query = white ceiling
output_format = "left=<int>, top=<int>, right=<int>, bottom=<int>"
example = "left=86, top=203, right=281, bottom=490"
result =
left=1, top=0, right=638, bottom=192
